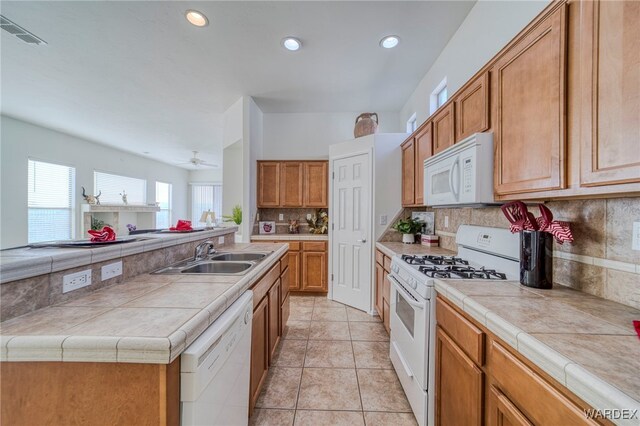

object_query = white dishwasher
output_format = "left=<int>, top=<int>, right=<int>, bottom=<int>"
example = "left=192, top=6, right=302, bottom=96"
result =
left=181, top=291, right=253, bottom=426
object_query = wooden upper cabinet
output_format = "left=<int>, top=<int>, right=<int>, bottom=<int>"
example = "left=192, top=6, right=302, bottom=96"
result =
left=304, top=161, right=329, bottom=207
left=432, top=103, right=455, bottom=155
left=401, top=139, right=416, bottom=206
left=455, top=72, right=490, bottom=142
left=280, top=162, right=304, bottom=207
left=258, top=162, right=280, bottom=207
left=493, top=5, right=568, bottom=195
left=580, top=0, right=640, bottom=187
left=414, top=123, right=433, bottom=206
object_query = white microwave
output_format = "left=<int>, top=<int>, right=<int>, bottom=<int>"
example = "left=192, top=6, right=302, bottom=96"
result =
left=423, top=132, right=496, bottom=207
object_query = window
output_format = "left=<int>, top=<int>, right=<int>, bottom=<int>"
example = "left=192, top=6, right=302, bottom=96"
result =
left=94, top=171, right=146, bottom=204
left=156, top=182, right=172, bottom=229
left=191, top=184, right=222, bottom=225
left=430, top=77, right=448, bottom=114
left=406, top=113, right=417, bottom=133
left=28, top=159, right=76, bottom=243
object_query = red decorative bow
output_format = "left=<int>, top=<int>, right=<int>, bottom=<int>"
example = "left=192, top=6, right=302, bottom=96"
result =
left=170, top=220, right=193, bottom=231
left=88, top=226, right=116, bottom=242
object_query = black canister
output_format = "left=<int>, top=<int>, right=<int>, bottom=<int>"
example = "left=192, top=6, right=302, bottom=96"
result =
left=520, top=230, right=553, bottom=289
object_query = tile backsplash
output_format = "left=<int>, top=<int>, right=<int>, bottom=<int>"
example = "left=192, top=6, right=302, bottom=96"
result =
left=382, top=198, right=640, bottom=310
left=254, top=208, right=328, bottom=235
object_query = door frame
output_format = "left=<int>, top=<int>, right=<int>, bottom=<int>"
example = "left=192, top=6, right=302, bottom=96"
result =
left=328, top=147, right=375, bottom=314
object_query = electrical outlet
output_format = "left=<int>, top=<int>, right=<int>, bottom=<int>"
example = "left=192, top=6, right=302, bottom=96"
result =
left=306, top=213, right=312, bottom=220
left=633, top=222, right=640, bottom=251
left=380, top=215, right=388, bottom=226
left=63, top=269, right=92, bottom=293
left=444, top=215, right=449, bottom=228
left=101, top=261, right=122, bottom=281
left=218, top=236, right=225, bottom=245
left=278, top=213, right=284, bottom=221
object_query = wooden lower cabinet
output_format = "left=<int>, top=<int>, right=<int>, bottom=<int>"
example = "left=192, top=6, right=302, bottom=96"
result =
left=267, top=278, right=281, bottom=362
left=375, top=249, right=391, bottom=334
left=375, top=263, right=384, bottom=317
left=301, top=251, right=327, bottom=291
left=435, top=326, right=484, bottom=426
left=436, top=296, right=604, bottom=426
left=250, top=296, right=269, bottom=413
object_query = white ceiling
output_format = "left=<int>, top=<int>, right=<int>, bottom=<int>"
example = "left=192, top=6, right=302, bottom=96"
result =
left=1, top=1, right=475, bottom=169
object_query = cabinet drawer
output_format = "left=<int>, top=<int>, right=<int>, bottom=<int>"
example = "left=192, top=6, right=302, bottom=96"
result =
left=383, top=256, right=392, bottom=273
left=280, top=252, right=289, bottom=273
left=287, top=241, right=301, bottom=251
left=251, top=263, right=280, bottom=309
left=436, top=297, right=484, bottom=365
left=488, top=340, right=599, bottom=426
left=375, top=250, right=385, bottom=266
left=302, top=241, right=326, bottom=251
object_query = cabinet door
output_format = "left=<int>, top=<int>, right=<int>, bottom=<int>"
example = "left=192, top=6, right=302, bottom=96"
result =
left=301, top=250, right=327, bottom=292
left=280, top=162, right=304, bottom=207
left=375, top=263, right=384, bottom=317
left=250, top=297, right=269, bottom=414
left=382, top=300, right=390, bottom=334
left=432, top=103, right=455, bottom=155
left=493, top=5, right=567, bottom=195
left=487, top=386, right=533, bottom=426
left=303, top=161, right=328, bottom=207
left=281, top=267, right=290, bottom=305
left=281, top=293, right=290, bottom=333
left=435, top=327, right=483, bottom=426
left=414, top=123, right=433, bottom=206
left=580, top=0, right=640, bottom=187
left=401, top=139, right=415, bottom=206
left=288, top=251, right=301, bottom=291
left=455, top=72, right=489, bottom=142
left=258, top=162, right=281, bottom=207
left=268, top=279, right=281, bottom=363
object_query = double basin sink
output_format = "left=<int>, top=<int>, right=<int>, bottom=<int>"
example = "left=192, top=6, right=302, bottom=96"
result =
left=152, top=251, right=271, bottom=275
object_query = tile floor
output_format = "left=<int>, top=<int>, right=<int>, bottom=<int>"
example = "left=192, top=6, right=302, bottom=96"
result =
left=250, top=295, right=417, bottom=426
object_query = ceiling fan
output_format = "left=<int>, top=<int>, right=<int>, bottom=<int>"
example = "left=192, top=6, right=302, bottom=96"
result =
left=177, top=151, right=218, bottom=168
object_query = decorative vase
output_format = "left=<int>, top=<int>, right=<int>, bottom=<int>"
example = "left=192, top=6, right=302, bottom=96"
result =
left=402, top=233, right=415, bottom=244
left=354, top=113, right=379, bottom=138
left=520, top=230, right=553, bottom=289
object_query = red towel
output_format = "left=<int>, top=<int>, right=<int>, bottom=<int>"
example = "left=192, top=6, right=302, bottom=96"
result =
left=170, top=220, right=193, bottom=231
left=634, top=321, right=640, bottom=340
left=88, top=226, right=116, bottom=242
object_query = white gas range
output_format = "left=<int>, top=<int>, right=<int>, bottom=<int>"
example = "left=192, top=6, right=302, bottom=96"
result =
left=388, top=225, right=519, bottom=426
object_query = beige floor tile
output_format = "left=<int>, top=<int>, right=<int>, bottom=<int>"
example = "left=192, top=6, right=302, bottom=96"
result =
left=297, top=368, right=362, bottom=411
left=349, top=322, right=389, bottom=342
left=363, top=412, right=418, bottom=426
left=290, top=296, right=315, bottom=308
left=308, top=322, right=351, bottom=341
left=255, top=367, right=302, bottom=409
left=272, top=340, right=307, bottom=367
left=304, top=340, right=355, bottom=368
left=314, top=297, right=347, bottom=309
left=250, top=409, right=295, bottom=426
left=289, top=306, right=314, bottom=321
left=283, top=321, right=311, bottom=340
left=352, top=341, right=392, bottom=369
left=312, top=307, right=348, bottom=322
left=295, top=410, right=365, bottom=426
left=357, top=369, right=412, bottom=412
left=347, top=307, right=381, bottom=322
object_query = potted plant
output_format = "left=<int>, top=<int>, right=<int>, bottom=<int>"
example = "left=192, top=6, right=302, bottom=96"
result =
left=222, top=205, right=242, bottom=225
left=393, top=217, right=422, bottom=244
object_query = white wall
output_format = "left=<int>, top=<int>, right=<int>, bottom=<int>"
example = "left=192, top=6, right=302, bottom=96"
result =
left=0, top=115, right=189, bottom=248
left=188, top=168, right=222, bottom=184
left=223, top=98, right=244, bottom=149
left=263, top=112, right=401, bottom=160
left=399, top=0, right=550, bottom=128
left=222, top=140, right=243, bottom=222
left=243, top=97, right=264, bottom=240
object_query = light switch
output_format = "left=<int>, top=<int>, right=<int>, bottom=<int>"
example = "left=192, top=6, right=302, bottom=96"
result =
left=633, top=222, right=640, bottom=251
left=444, top=215, right=449, bottom=228
left=380, top=215, right=388, bottom=226
left=279, top=213, right=284, bottom=221
left=307, top=213, right=312, bottom=220
left=218, top=236, right=225, bottom=245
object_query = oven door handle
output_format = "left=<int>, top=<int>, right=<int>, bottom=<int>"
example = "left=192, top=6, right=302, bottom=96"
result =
left=392, top=341, right=414, bottom=378
left=388, top=274, right=424, bottom=310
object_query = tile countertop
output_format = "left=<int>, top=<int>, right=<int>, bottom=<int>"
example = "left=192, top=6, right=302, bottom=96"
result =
left=0, top=227, right=240, bottom=283
left=0, top=242, right=288, bottom=364
left=377, top=241, right=640, bottom=425
left=251, top=234, right=328, bottom=241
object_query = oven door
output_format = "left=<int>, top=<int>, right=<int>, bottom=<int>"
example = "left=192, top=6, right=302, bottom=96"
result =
left=424, top=152, right=461, bottom=206
left=388, top=273, right=428, bottom=389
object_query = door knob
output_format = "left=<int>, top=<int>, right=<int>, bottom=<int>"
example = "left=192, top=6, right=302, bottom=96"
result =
left=357, top=238, right=367, bottom=243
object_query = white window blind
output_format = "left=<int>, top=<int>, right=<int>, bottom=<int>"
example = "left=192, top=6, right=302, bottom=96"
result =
left=191, top=184, right=222, bottom=225
left=28, top=159, right=76, bottom=243
left=156, top=181, right=172, bottom=229
left=94, top=171, right=146, bottom=204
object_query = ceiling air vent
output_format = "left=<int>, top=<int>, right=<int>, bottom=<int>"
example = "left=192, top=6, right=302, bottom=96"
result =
left=0, top=14, right=47, bottom=45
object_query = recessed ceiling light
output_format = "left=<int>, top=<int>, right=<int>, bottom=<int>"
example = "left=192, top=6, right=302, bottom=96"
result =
left=185, top=10, right=208, bottom=27
left=282, top=37, right=302, bottom=51
left=380, top=35, right=400, bottom=49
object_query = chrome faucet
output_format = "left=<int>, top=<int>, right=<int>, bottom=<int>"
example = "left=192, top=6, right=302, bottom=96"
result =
left=194, top=240, right=216, bottom=261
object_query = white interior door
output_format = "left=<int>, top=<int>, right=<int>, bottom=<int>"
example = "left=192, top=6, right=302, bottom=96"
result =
left=331, top=153, right=372, bottom=312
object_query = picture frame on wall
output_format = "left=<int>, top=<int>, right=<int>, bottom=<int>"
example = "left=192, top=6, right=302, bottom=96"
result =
left=259, top=221, right=276, bottom=234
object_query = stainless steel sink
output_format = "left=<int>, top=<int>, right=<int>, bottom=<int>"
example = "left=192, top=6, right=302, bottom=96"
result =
left=210, top=252, right=268, bottom=262
left=180, top=262, right=253, bottom=274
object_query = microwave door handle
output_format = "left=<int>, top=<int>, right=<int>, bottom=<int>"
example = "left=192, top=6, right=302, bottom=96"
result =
left=448, top=158, right=460, bottom=201
left=389, top=275, right=424, bottom=310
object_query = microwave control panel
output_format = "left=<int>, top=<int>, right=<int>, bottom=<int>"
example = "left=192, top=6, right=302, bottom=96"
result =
left=463, top=157, right=473, bottom=193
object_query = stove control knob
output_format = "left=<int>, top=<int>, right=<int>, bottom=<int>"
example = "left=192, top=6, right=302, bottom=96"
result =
left=409, top=278, right=417, bottom=288
left=392, top=265, right=399, bottom=273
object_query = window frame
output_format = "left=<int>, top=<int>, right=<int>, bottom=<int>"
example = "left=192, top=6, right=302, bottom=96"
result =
left=430, top=77, right=448, bottom=115
left=406, top=112, right=418, bottom=133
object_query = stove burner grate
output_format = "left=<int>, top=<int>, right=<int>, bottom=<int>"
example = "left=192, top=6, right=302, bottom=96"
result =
left=402, top=254, right=469, bottom=266
left=418, top=265, right=507, bottom=280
